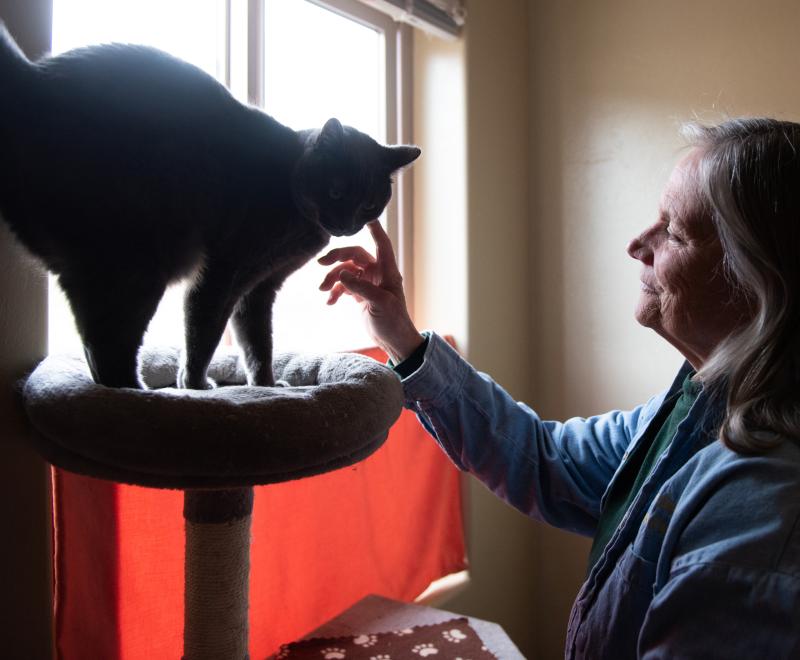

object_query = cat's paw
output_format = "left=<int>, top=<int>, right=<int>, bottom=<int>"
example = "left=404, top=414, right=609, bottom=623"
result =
left=246, top=367, right=277, bottom=387
left=177, top=367, right=217, bottom=390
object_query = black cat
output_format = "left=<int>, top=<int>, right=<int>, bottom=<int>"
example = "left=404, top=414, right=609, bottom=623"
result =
left=0, top=23, right=419, bottom=389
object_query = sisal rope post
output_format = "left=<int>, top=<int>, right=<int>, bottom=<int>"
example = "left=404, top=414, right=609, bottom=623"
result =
left=183, top=487, right=254, bottom=660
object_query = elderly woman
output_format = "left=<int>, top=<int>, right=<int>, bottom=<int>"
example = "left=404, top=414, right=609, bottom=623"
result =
left=319, top=117, right=800, bottom=658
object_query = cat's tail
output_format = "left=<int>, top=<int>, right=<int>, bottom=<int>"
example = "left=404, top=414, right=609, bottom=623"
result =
left=0, top=21, right=34, bottom=87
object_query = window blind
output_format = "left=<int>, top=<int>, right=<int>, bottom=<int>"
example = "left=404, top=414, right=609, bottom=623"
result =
left=359, top=0, right=465, bottom=38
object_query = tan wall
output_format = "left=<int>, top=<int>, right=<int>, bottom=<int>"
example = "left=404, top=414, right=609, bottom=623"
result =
left=414, top=1, right=539, bottom=656
left=459, top=1, right=539, bottom=655
left=529, top=0, right=800, bottom=657
left=0, top=2, right=53, bottom=657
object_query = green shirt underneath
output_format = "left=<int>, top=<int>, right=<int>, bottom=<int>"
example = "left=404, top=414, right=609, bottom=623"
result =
left=587, top=373, right=700, bottom=571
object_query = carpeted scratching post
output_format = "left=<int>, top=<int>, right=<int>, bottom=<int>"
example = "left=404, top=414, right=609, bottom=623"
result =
left=21, top=347, right=404, bottom=659
left=183, top=488, right=254, bottom=660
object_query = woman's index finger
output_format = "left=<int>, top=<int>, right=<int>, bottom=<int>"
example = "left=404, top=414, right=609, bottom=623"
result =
left=368, top=221, right=399, bottom=272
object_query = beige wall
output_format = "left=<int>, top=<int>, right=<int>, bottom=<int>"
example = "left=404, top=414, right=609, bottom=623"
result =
left=415, top=1, right=800, bottom=659
left=529, top=1, right=800, bottom=657
left=0, top=3, right=53, bottom=658
left=414, top=1, right=539, bottom=656
left=459, top=0, right=539, bottom=655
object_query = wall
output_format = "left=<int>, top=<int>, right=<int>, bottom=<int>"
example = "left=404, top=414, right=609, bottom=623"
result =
left=529, top=0, right=800, bottom=657
left=414, top=1, right=539, bottom=656
left=0, top=1, right=53, bottom=657
left=460, top=0, right=538, bottom=655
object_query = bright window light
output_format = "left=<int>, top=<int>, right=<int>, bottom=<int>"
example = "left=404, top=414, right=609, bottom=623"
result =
left=265, top=0, right=384, bottom=354
left=264, top=0, right=384, bottom=134
left=52, top=0, right=223, bottom=75
left=49, top=0, right=387, bottom=358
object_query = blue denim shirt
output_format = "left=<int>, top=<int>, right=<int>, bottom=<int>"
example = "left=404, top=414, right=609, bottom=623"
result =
left=400, top=333, right=800, bottom=659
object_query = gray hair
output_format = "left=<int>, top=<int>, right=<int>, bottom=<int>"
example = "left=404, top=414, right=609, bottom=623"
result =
left=684, top=118, right=800, bottom=453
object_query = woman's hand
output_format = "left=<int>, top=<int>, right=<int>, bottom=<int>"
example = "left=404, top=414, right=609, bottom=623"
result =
left=318, top=221, right=424, bottom=363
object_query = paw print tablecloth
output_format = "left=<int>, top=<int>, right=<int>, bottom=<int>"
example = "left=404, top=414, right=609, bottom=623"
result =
left=277, top=618, right=496, bottom=659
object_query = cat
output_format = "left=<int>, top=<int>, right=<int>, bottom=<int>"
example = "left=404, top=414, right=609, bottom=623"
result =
left=0, top=23, right=420, bottom=389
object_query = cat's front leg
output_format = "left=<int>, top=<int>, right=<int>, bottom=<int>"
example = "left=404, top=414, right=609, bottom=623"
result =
left=231, top=280, right=278, bottom=387
left=179, top=266, right=241, bottom=389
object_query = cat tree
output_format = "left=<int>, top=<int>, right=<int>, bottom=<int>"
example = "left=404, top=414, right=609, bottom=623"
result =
left=22, top=346, right=404, bottom=659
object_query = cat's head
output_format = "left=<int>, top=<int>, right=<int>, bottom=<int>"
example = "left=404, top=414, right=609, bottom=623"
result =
left=294, top=118, right=421, bottom=236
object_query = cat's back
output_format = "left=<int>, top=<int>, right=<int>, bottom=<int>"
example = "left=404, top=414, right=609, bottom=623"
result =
left=34, top=44, right=235, bottom=129
left=0, top=33, right=307, bottom=281
left=18, top=42, right=301, bottom=177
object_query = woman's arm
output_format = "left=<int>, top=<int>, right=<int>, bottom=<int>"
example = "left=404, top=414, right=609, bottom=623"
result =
left=319, top=221, right=660, bottom=534
left=401, top=331, right=658, bottom=534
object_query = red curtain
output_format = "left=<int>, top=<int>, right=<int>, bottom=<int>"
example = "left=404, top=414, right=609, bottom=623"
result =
left=51, top=346, right=466, bottom=659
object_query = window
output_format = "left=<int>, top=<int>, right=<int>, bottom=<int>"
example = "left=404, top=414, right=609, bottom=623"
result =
left=49, top=0, right=411, bottom=356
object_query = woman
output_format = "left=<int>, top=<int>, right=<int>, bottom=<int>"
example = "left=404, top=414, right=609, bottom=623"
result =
left=318, top=118, right=800, bottom=658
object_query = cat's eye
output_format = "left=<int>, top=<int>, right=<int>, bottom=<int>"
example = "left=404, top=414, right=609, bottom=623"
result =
left=363, top=203, right=377, bottom=212
left=329, top=188, right=344, bottom=201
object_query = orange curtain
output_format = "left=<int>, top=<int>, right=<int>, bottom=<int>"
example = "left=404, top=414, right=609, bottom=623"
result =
left=51, top=346, right=466, bottom=659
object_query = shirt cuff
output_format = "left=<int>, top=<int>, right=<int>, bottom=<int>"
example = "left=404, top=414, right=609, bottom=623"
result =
left=391, top=334, right=430, bottom=379
left=398, top=332, right=470, bottom=409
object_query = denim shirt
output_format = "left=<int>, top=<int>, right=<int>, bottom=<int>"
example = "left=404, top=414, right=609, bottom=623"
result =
left=399, top=333, right=800, bottom=659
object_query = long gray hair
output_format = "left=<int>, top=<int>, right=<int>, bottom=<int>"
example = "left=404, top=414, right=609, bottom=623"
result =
left=685, top=118, right=800, bottom=453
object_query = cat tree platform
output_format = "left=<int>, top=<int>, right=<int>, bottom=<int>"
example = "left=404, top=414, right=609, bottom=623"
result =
left=22, top=347, right=404, bottom=660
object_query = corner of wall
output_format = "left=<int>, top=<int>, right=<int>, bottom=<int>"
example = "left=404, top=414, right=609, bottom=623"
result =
left=413, top=2, right=540, bottom=657
left=0, top=1, right=54, bottom=656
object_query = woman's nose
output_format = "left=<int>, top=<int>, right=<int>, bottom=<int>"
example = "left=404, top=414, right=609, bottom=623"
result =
left=627, top=229, right=653, bottom=264
left=626, top=236, right=641, bottom=259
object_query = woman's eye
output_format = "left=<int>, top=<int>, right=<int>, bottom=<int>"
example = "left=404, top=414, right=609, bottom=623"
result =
left=666, top=225, right=682, bottom=243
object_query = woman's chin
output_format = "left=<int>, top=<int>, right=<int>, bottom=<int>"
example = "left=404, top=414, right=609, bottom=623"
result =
left=634, top=299, right=661, bottom=330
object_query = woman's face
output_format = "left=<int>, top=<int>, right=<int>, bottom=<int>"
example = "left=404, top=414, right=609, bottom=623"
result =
left=627, top=148, right=743, bottom=368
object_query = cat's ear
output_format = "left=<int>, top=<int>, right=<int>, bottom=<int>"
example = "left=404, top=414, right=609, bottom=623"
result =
left=315, top=118, right=344, bottom=150
left=384, top=145, right=421, bottom=171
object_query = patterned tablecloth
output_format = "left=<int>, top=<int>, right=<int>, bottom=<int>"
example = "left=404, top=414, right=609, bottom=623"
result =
left=272, top=594, right=524, bottom=660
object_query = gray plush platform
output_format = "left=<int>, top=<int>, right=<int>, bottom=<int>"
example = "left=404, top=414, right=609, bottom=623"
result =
left=22, top=347, right=404, bottom=489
